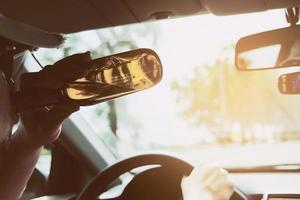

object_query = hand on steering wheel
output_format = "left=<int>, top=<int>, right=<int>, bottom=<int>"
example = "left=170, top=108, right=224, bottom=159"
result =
left=77, top=154, right=247, bottom=200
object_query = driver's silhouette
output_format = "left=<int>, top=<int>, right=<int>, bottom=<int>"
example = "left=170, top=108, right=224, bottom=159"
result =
left=0, top=34, right=92, bottom=199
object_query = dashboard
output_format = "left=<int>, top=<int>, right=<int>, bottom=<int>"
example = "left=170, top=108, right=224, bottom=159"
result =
left=230, top=173, right=300, bottom=200
left=32, top=172, right=300, bottom=200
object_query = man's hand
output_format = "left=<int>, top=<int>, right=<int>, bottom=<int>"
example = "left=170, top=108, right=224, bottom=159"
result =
left=17, top=52, right=91, bottom=148
left=181, top=165, right=234, bottom=200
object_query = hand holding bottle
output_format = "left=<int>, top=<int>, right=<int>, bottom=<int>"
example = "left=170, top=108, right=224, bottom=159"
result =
left=15, top=48, right=163, bottom=111
left=17, top=52, right=91, bottom=148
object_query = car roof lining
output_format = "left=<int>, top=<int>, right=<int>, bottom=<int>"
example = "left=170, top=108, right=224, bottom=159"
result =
left=0, top=1, right=298, bottom=34
left=0, top=0, right=206, bottom=34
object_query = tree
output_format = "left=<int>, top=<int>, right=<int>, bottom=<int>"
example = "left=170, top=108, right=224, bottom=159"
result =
left=172, top=54, right=293, bottom=143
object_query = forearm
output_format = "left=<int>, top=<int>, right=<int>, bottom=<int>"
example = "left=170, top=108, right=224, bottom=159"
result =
left=0, top=128, right=43, bottom=200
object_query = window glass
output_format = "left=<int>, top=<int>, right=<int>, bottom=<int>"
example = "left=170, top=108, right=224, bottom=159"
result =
left=36, top=148, right=52, bottom=177
left=26, top=10, right=300, bottom=167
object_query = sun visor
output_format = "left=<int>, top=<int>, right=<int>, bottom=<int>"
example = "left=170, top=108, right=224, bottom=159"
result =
left=201, top=0, right=300, bottom=15
left=0, top=14, right=64, bottom=48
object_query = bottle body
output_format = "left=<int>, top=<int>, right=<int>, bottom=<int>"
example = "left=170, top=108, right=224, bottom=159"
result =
left=15, top=48, right=163, bottom=111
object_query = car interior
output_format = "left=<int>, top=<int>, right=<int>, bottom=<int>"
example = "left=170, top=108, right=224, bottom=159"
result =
left=0, top=0, right=300, bottom=200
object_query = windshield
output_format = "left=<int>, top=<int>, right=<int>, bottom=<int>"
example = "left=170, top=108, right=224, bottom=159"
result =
left=27, top=10, right=300, bottom=168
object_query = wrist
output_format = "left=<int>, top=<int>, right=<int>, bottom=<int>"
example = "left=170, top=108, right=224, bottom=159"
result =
left=0, top=133, right=12, bottom=158
left=0, top=127, right=43, bottom=166
left=16, top=122, right=62, bottom=148
left=14, top=125, right=44, bottom=150
left=0, top=129, right=43, bottom=200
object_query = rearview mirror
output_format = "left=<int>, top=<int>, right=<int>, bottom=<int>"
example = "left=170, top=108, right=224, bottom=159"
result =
left=235, top=25, right=300, bottom=70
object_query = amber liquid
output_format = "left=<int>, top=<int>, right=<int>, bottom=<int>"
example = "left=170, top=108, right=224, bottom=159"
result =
left=65, top=51, right=162, bottom=104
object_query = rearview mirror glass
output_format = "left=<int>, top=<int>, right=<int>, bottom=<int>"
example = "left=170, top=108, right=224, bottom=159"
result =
left=278, top=71, right=300, bottom=94
left=236, top=25, right=300, bottom=70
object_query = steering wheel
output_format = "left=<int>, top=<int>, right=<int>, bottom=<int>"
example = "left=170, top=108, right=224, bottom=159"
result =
left=77, top=154, right=247, bottom=200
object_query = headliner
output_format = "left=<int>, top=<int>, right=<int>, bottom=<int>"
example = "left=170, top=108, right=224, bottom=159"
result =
left=0, top=0, right=206, bottom=33
left=0, top=0, right=298, bottom=34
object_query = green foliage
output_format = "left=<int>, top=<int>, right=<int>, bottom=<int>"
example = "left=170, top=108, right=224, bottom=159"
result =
left=172, top=54, right=292, bottom=140
left=40, top=148, right=51, bottom=155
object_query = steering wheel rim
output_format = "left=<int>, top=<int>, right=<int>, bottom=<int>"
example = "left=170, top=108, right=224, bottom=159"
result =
left=76, top=154, right=246, bottom=200
left=77, top=154, right=193, bottom=200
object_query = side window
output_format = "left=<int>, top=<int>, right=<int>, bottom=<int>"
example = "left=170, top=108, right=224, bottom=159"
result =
left=80, top=101, right=118, bottom=149
left=21, top=148, right=51, bottom=200
left=36, top=148, right=52, bottom=177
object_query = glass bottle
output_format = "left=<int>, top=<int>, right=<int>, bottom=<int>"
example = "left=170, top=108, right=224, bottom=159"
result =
left=14, top=48, right=163, bottom=111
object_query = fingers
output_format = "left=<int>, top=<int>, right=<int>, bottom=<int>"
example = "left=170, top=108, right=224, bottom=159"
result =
left=18, top=103, right=79, bottom=147
left=55, top=51, right=92, bottom=66
left=20, top=52, right=92, bottom=90
left=181, top=165, right=234, bottom=200
left=19, top=103, right=79, bottom=131
left=206, top=168, right=233, bottom=200
left=202, top=166, right=226, bottom=188
left=20, top=72, right=45, bottom=90
left=43, top=103, right=79, bottom=127
left=43, top=51, right=92, bottom=81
